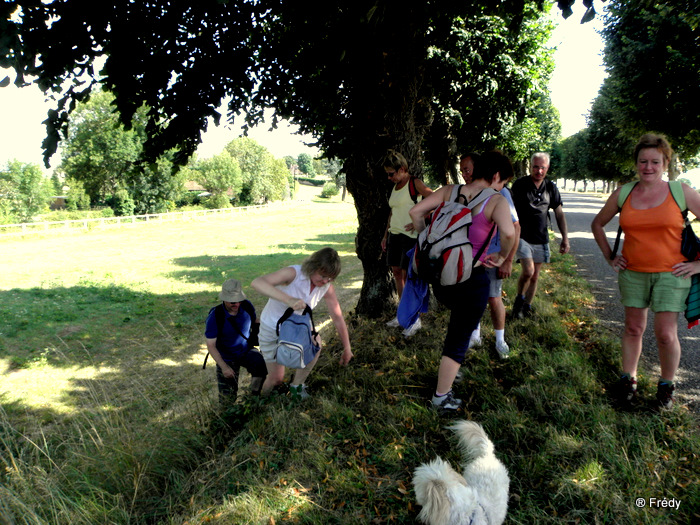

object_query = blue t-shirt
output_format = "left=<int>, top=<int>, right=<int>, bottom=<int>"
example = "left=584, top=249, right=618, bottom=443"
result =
left=205, top=301, right=255, bottom=361
left=488, top=187, right=519, bottom=255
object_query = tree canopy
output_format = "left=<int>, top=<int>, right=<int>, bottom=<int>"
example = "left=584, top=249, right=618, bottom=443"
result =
left=583, top=0, right=700, bottom=180
left=2, top=0, right=599, bottom=315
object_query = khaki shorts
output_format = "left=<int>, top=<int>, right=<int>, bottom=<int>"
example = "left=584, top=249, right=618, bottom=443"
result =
left=517, top=239, right=550, bottom=264
left=486, top=266, right=502, bottom=299
left=258, top=322, right=280, bottom=362
left=618, top=269, right=691, bottom=313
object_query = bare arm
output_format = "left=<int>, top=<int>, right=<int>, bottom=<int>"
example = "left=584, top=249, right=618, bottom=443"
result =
left=415, top=178, right=433, bottom=198
left=482, top=196, right=515, bottom=268
left=205, top=338, right=237, bottom=378
left=323, top=284, right=353, bottom=366
left=251, top=266, right=307, bottom=311
left=409, top=185, right=451, bottom=233
left=553, top=205, right=570, bottom=254
left=591, top=190, right=625, bottom=270
left=498, top=221, right=520, bottom=279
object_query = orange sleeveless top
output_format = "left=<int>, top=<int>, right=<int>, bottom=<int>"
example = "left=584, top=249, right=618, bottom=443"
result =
left=620, top=190, right=685, bottom=273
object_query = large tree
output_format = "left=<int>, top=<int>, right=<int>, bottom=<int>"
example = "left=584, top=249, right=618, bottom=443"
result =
left=599, top=0, right=700, bottom=171
left=2, top=0, right=593, bottom=316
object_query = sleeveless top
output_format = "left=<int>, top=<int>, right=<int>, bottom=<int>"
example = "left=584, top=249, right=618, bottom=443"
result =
left=620, top=190, right=685, bottom=272
left=468, top=196, right=496, bottom=264
left=260, top=265, right=331, bottom=327
left=389, top=181, right=419, bottom=238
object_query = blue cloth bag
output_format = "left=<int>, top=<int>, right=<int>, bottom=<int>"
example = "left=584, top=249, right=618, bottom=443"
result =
left=397, top=247, right=430, bottom=328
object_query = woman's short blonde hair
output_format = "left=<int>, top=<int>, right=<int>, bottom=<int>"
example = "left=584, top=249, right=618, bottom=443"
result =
left=383, top=149, right=409, bottom=172
left=301, top=247, right=342, bottom=279
left=634, top=133, right=673, bottom=165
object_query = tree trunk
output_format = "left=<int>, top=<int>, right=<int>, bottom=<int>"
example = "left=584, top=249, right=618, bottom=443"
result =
left=345, top=153, right=396, bottom=318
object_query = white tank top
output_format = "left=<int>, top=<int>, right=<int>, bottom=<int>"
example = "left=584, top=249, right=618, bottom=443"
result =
left=260, top=265, right=331, bottom=327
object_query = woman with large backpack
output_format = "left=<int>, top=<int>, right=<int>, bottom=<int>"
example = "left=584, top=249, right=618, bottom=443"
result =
left=251, top=247, right=353, bottom=400
left=408, top=150, right=516, bottom=412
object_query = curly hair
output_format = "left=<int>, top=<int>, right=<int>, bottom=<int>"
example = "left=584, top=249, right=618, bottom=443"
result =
left=301, top=247, right=342, bottom=279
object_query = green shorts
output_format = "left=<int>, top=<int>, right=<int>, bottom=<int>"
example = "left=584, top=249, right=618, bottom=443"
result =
left=618, top=269, right=691, bottom=313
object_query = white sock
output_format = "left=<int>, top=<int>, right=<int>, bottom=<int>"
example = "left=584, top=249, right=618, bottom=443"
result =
left=471, top=324, right=481, bottom=338
left=495, top=329, right=505, bottom=344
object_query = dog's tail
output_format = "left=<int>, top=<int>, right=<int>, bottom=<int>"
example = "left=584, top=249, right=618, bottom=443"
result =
left=413, top=458, right=469, bottom=525
left=450, top=420, right=493, bottom=460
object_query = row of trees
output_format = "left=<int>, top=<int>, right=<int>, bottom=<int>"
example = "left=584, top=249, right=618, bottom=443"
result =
left=554, top=1, right=700, bottom=187
left=1, top=89, right=340, bottom=223
left=2, top=0, right=614, bottom=315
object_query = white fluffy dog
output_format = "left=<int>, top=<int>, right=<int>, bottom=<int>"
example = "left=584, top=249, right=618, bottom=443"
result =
left=412, top=420, right=510, bottom=525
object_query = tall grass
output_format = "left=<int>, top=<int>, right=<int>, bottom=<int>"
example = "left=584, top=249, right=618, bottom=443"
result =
left=1, top=187, right=699, bottom=524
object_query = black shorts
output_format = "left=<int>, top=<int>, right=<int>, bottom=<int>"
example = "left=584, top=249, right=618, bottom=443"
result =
left=387, top=233, right=416, bottom=270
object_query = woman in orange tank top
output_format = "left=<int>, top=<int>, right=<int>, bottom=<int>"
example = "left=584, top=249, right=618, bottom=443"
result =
left=592, top=133, right=700, bottom=410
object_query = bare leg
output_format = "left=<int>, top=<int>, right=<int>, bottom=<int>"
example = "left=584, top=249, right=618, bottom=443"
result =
left=391, top=266, right=407, bottom=299
left=436, top=356, right=461, bottom=394
left=261, top=361, right=286, bottom=394
left=622, top=306, right=647, bottom=377
left=654, top=311, right=681, bottom=381
left=489, top=296, right=506, bottom=330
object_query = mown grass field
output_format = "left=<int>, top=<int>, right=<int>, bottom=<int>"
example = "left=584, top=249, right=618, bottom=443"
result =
left=1, top=184, right=699, bottom=524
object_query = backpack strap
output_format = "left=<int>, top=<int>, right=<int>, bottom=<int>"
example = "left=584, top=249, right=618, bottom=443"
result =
left=450, top=184, right=464, bottom=203
left=276, top=305, right=317, bottom=337
left=610, top=181, right=638, bottom=260
left=669, top=180, right=687, bottom=213
left=616, top=181, right=638, bottom=210
left=466, top=188, right=498, bottom=209
left=408, top=176, right=419, bottom=204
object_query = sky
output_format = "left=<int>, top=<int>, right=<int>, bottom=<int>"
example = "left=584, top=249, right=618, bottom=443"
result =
left=0, top=5, right=607, bottom=172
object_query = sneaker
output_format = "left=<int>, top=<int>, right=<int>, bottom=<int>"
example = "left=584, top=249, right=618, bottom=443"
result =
left=402, top=317, right=422, bottom=337
left=495, top=340, right=510, bottom=359
left=512, top=295, right=525, bottom=319
left=656, top=382, right=675, bottom=410
left=522, top=302, right=534, bottom=318
left=386, top=317, right=400, bottom=328
left=468, top=332, right=482, bottom=349
left=613, top=375, right=637, bottom=404
left=432, top=390, right=463, bottom=411
left=290, top=384, right=311, bottom=401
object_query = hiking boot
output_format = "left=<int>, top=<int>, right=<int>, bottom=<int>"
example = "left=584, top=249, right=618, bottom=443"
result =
left=656, top=382, right=675, bottom=410
left=402, top=317, right=422, bottom=337
left=468, top=331, right=482, bottom=349
left=512, top=295, right=525, bottom=319
left=521, top=302, right=534, bottom=318
left=495, top=340, right=510, bottom=359
left=613, top=375, right=637, bottom=404
left=290, top=384, right=311, bottom=401
left=386, top=317, right=401, bottom=328
left=432, top=390, right=463, bottom=412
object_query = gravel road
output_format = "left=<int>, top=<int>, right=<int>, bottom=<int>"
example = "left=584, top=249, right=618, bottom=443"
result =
left=556, top=191, right=700, bottom=413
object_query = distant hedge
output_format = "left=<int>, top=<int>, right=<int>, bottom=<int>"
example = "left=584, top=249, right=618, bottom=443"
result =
left=297, top=177, right=326, bottom=187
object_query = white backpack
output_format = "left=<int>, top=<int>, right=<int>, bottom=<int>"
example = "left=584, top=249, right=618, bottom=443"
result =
left=411, top=185, right=497, bottom=286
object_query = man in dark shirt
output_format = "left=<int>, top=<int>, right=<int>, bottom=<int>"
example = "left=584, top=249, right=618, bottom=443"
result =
left=510, top=152, right=570, bottom=318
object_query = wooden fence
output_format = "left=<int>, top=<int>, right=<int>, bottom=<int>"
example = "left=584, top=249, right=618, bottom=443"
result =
left=0, top=201, right=297, bottom=238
